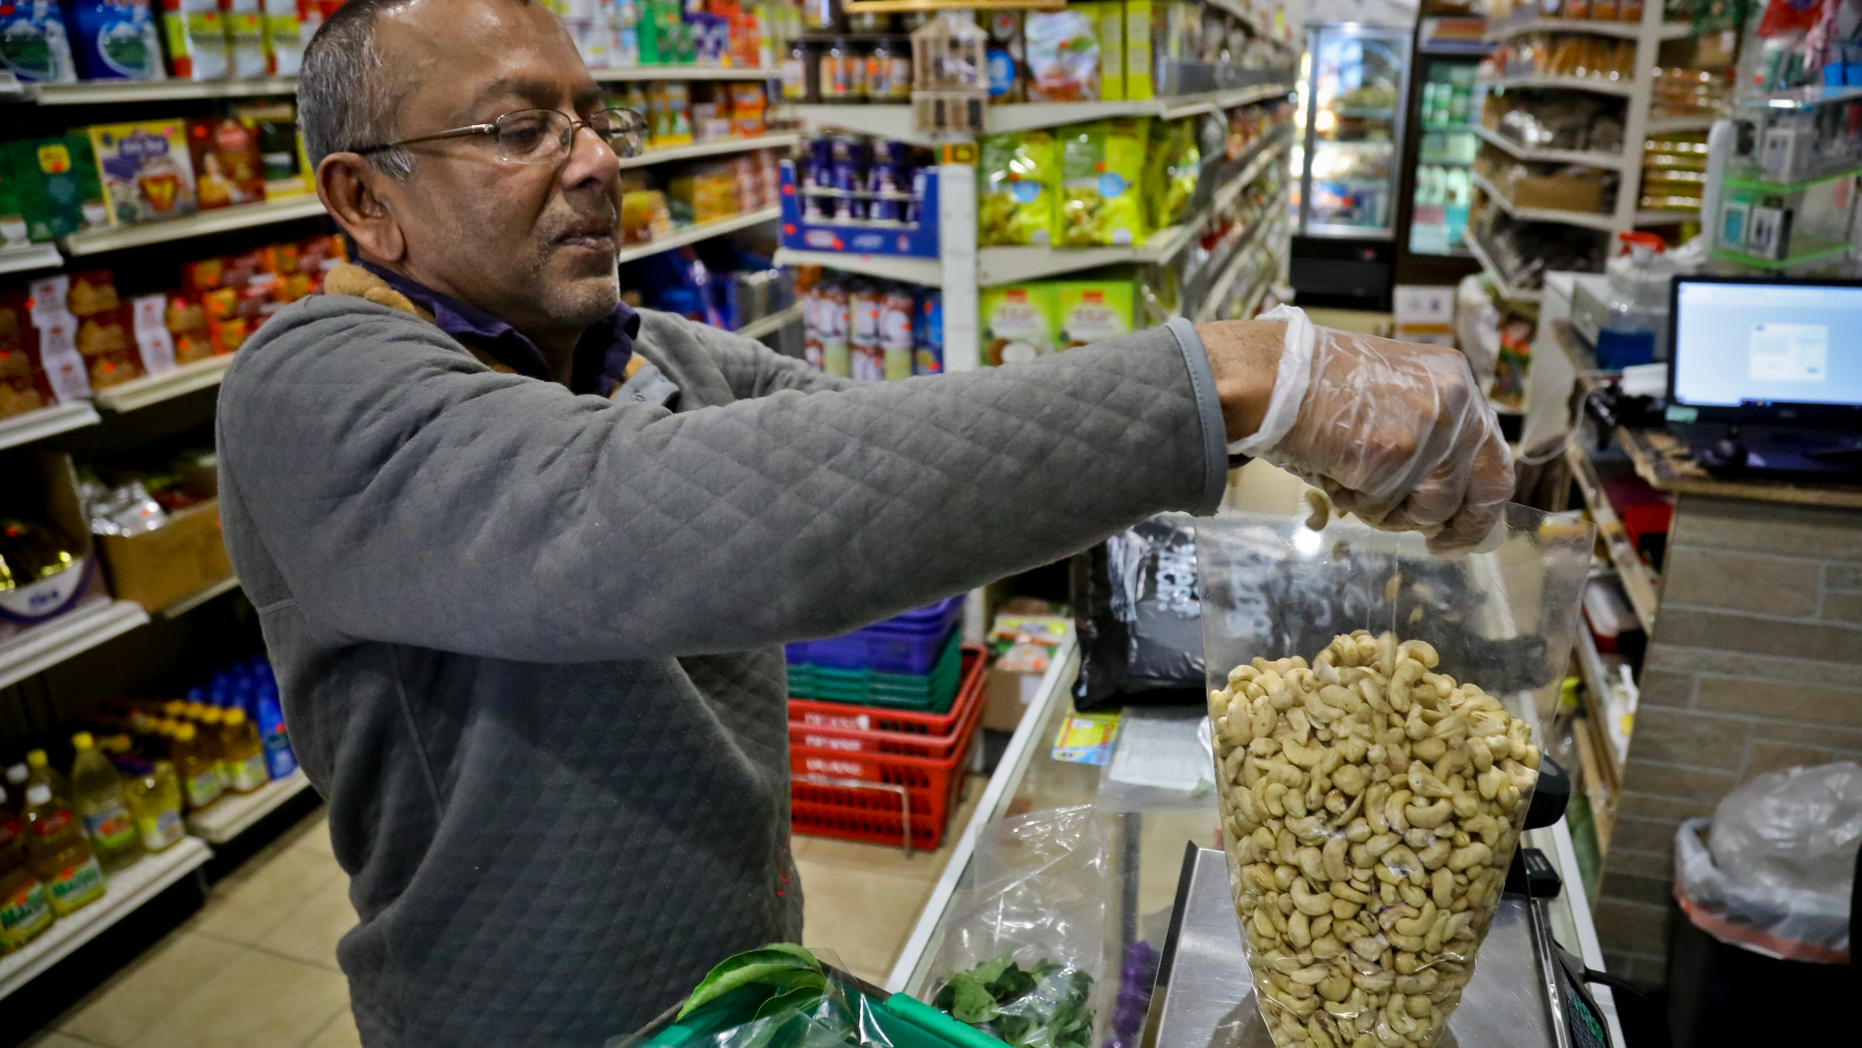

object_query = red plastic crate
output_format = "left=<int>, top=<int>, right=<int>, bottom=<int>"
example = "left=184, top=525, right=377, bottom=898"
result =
left=787, top=646, right=987, bottom=851
left=788, top=646, right=985, bottom=737
left=787, top=647, right=987, bottom=758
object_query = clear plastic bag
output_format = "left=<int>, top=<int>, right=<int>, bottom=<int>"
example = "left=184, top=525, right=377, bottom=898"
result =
left=1673, top=760, right=1862, bottom=962
left=928, top=806, right=1108, bottom=1048
left=1195, top=500, right=1593, bottom=1048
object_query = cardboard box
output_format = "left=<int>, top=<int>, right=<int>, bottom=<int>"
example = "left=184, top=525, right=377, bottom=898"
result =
left=983, top=666, right=1046, bottom=732
left=0, top=452, right=111, bottom=646
left=97, top=498, right=232, bottom=611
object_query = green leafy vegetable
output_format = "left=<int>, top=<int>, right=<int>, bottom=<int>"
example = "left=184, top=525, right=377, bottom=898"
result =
left=679, top=945, right=823, bottom=1019
left=931, top=955, right=1094, bottom=1048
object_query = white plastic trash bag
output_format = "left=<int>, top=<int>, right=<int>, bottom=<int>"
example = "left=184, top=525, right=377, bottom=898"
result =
left=1673, top=761, right=1862, bottom=963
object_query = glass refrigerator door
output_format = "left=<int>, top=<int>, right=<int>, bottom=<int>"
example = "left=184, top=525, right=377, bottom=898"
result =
left=1301, top=24, right=1412, bottom=238
left=1409, top=56, right=1480, bottom=256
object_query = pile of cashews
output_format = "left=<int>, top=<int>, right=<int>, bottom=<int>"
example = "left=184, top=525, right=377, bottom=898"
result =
left=1208, top=630, right=1541, bottom=1048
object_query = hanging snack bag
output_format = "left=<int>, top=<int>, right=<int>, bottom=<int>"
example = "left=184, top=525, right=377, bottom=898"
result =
left=981, top=283, right=1057, bottom=366
left=978, top=130, right=1060, bottom=247
left=1058, top=119, right=1149, bottom=247
left=187, top=117, right=266, bottom=209
left=1053, top=281, right=1134, bottom=349
left=88, top=120, right=198, bottom=226
left=1024, top=8, right=1100, bottom=102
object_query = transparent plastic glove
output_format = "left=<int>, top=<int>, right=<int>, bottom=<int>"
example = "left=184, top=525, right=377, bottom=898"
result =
left=1229, top=304, right=1514, bottom=554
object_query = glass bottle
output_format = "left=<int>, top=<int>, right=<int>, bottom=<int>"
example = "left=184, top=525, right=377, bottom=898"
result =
left=23, top=783, right=107, bottom=918
left=782, top=37, right=810, bottom=102
left=819, top=38, right=854, bottom=101
left=69, top=732, right=142, bottom=872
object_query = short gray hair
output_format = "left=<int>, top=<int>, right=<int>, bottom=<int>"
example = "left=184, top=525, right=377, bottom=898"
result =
left=297, top=0, right=422, bottom=179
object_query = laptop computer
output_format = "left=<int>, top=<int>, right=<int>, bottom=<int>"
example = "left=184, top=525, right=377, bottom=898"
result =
left=1665, top=274, right=1862, bottom=478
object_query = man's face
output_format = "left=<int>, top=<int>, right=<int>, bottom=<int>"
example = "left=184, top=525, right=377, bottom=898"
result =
left=368, top=0, right=620, bottom=338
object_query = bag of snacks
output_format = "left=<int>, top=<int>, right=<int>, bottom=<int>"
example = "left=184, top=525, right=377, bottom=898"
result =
left=1057, top=119, right=1149, bottom=247
left=1196, top=499, right=1593, bottom=1048
left=1024, top=9, right=1101, bottom=103
left=979, top=131, right=1061, bottom=247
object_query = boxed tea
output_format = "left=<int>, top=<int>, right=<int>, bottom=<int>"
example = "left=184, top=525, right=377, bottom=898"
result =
left=188, top=117, right=266, bottom=209
left=88, top=120, right=199, bottom=226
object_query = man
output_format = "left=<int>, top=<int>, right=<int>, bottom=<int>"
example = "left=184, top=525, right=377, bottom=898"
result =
left=216, top=0, right=1511, bottom=1044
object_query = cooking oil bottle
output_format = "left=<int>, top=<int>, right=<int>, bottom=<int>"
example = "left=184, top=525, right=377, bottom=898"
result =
left=121, top=756, right=185, bottom=852
left=70, top=732, right=142, bottom=872
left=23, top=749, right=70, bottom=808
left=0, top=784, right=54, bottom=952
left=218, top=709, right=269, bottom=793
left=196, top=707, right=234, bottom=789
left=22, top=783, right=106, bottom=917
left=167, top=722, right=223, bottom=812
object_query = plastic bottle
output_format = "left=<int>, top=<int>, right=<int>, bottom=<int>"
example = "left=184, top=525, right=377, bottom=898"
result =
left=69, top=733, right=142, bottom=872
left=22, top=784, right=106, bottom=917
left=4, top=762, right=26, bottom=806
left=121, top=758, right=185, bottom=852
left=0, top=783, right=55, bottom=952
left=24, top=749, right=71, bottom=810
left=168, top=723, right=223, bottom=812
left=218, top=709, right=269, bottom=793
left=195, top=707, right=233, bottom=788
left=253, top=682, right=297, bottom=781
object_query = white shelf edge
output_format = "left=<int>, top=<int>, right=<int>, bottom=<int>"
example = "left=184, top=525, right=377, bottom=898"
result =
left=0, top=837, right=211, bottom=999
left=92, top=355, right=236, bottom=413
left=1646, top=115, right=1719, bottom=133
left=771, top=248, right=943, bottom=287
left=787, top=84, right=1294, bottom=144
left=0, top=600, right=151, bottom=691
left=1634, top=208, right=1699, bottom=225
left=591, top=65, right=775, bottom=82
left=185, top=770, right=314, bottom=844
left=61, top=198, right=326, bottom=256
left=1477, top=74, right=1634, bottom=98
left=159, top=575, right=242, bottom=619
left=616, top=133, right=800, bottom=171
left=781, top=105, right=950, bottom=148
left=0, top=401, right=102, bottom=452
left=1471, top=171, right=1619, bottom=232
left=1484, top=16, right=1645, bottom=42
left=732, top=301, right=805, bottom=340
left=0, top=243, right=63, bottom=275
left=614, top=207, right=779, bottom=265
left=26, top=77, right=297, bottom=105
left=1463, top=228, right=1544, bottom=302
left=1473, top=126, right=1628, bottom=170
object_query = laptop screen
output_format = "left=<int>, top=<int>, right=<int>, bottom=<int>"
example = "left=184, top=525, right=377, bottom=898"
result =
left=1672, top=278, right=1862, bottom=409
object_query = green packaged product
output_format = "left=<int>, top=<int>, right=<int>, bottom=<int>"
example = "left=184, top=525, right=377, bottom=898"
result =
left=981, top=284, right=1058, bottom=366
left=1057, top=119, right=1149, bottom=247
left=978, top=131, right=1060, bottom=247
left=6, top=137, right=104, bottom=242
left=0, top=150, right=28, bottom=248
left=1054, top=281, right=1135, bottom=349
left=1158, top=120, right=1200, bottom=228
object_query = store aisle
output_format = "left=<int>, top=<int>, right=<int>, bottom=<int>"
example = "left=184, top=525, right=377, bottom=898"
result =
left=26, top=778, right=983, bottom=1048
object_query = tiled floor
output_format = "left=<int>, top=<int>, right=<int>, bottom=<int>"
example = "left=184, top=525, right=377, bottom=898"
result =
left=26, top=780, right=982, bottom=1048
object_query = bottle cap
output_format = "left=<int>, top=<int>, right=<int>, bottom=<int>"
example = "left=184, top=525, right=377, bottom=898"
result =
left=72, top=731, right=95, bottom=751
left=175, top=724, right=197, bottom=742
left=26, top=784, right=50, bottom=806
left=5, top=763, right=24, bottom=785
left=26, top=749, right=47, bottom=769
left=200, top=708, right=221, bottom=725
left=224, top=708, right=247, bottom=726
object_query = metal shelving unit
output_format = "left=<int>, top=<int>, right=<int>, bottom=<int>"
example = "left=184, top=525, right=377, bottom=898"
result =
left=61, top=198, right=327, bottom=256
left=1471, top=171, right=1618, bottom=231
left=0, top=401, right=102, bottom=452
left=1462, top=228, right=1543, bottom=301
left=91, top=355, right=237, bottom=413
left=185, top=770, right=315, bottom=844
left=1473, top=125, right=1629, bottom=169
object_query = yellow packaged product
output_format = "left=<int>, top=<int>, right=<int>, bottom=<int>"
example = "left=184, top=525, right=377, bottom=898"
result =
left=1057, top=119, right=1150, bottom=247
left=978, top=130, right=1060, bottom=247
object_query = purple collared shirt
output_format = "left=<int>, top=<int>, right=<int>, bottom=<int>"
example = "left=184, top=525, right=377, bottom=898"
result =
left=361, top=262, right=639, bottom=398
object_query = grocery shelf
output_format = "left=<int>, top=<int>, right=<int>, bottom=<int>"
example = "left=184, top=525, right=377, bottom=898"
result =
left=733, top=301, right=804, bottom=340
left=185, top=770, right=314, bottom=844
left=0, top=600, right=151, bottom=691
left=91, top=355, right=235, bottom=413
left=1193, top=196, right=1288, bottom=322
left=617, top=132, right=800, bottom=171
left=779, top=105, right=950, bottom=147
left=1476, top=74, right=1634, bottom=97
left=1645, top=115, right=1719, bottom=133
left=1471, top=171, right=1618, bottom=231
left=591, top=65, right=775, bottom=82
left=1204, top=0, right=1293, bottom=44
left=0, top=837, right=211, bottom=1000
left=22, top=77, right=297, bottom=105
left=771, top=248, right=942, bottom=286
left=1573, top=625, right=1631, bottom=783
left=785, top=83, right=1294, bottom=144
left=1473, top=126, right=1628, bottom=169
left=972, top=133, right=1288, bottom=286
left=0, top=401, right=102, bottom=452
left=614, top=207, right=779, bottom=265
left=159, top=575, right=242, bottom=619
left=0, top=243, right=64, bottom=275
left=1462, top=228, right=1543, bottom=302
left=1634, top=208, right=1698, bottom=225
left=1484, top=16, right=1662, bottom=41
left=61, top=197, right=327, bottom=256
left=1564, top=442, right=1660, bottom=634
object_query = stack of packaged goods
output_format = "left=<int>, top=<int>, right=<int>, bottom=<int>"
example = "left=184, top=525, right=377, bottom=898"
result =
left=796, top=135, right=929, bottom=230
left=797, top=268, right=940, bottom=379
left=1, top=106, right=315, bottom=249
left=0, top=237, right=343, bottom=420
left=784, top=596, right=988, bottom=850
left=562, top=0, right=784, bottom=70
left=1640, top=130, right=1708, bottom=215
left=608, top=79, right=772, bottom=151
left=621, top=239, right=795, bottom=333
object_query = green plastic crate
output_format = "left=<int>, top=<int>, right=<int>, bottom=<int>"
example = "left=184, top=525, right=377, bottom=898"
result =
left=786, top=631, right=963, bottom=711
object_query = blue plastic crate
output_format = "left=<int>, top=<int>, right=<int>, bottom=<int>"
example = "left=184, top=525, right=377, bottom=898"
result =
left=784, top=595, right=964, bottom=675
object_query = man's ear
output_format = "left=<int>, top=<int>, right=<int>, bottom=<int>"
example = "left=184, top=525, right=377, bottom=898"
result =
left=317, top=153, right=407, bottom=263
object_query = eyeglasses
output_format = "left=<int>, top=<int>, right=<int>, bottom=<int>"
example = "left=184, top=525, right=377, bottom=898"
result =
left=353, top=107, right=649, bottom=165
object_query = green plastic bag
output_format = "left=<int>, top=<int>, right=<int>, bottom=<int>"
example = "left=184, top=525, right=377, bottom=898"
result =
left=1057, top=119, right=1149, bottom=247
left=978, top=131, right=1060, bottom=247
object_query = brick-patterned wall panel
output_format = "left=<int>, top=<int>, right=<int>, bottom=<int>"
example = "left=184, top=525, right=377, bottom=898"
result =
left=1592, top=494, right=1862, bottom=987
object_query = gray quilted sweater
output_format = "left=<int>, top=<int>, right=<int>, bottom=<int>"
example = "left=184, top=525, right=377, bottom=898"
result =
left=214, top=294, right=1227, bottom=1048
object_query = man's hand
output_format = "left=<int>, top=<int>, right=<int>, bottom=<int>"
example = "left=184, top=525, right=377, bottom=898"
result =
left=1197, top=311, right=1514, bottom=554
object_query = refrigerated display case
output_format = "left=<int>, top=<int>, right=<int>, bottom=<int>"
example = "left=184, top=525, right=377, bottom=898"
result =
left=1395, top=16, right=1489, bottom=285
left=1289, top=21, right=1414, bottom=309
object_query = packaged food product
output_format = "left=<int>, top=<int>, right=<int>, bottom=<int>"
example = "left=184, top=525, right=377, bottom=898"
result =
left=164, top=295, right=214, bottom=364
left=188, top=117, right=266, bottom=210
left=1024, top=9, right=1101, bottom=103
left=129, top=294, right=178, bottom=374
left=1057, top=119, right=1150, bottom=247
left=88, top=120, right=198, bottom=227
left=620, top=189, right=672, bottom=242
left=867, top=36, right=911, bottom=102
left=978, top=130, right=1060, bottom=246
left=913, top=289, right=943, bottom=375
left=160, top=0, right=229, bottom=80
left=223, top=0, right=267, bottom=77
left=984, top=11, right=1024, bottom=103
left=848, top=282, right=884, bottom=380
left=0, top=291, right=53, bottom=421
left=234, top=102, right=311, bottom=199
left=1091, top=0, right=1123, bottom=101
left=261, top=0, right=304, bottom=75
left=729, top=82, right=767, bottom=135
left=816, top=278, right=851, bottom=377
left=981, top=283, right=1057, bottom=365
left=819, top=37, right=857, bottom=101
left=63, top=0, right=163, bottom=80
left=1124, top=0, right=1154, bottom=100
left=7, top=137, right=106, bottom=240
left=0, top=153, right=27, bottom=249
left=879, top=285, right=914, bottom=381
left=0, top=0, right=79, bottom=83
left=1054, top=280, right=1134, bottom=349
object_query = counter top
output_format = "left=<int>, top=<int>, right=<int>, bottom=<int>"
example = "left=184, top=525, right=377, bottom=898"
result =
left=1617, top=426, right=1862, bottom=509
